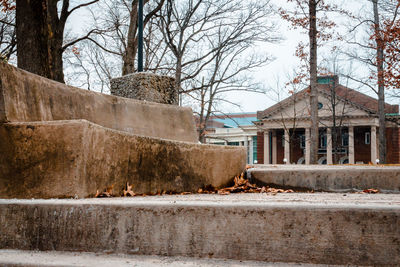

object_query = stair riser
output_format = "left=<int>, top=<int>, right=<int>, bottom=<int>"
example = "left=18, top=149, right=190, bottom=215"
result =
left=1, top=202, right=399, bottom=265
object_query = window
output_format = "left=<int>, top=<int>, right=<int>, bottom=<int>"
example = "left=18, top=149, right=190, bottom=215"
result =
left=228, top=142, right=239, bottom=146
left=252, top=136, right=257, bottom=163
left=342, top=133, right=349, bottom=147
left=320, top=134, right=327, bottom=148
left=365, top=132, right=370, bottom=145
left=300, top=134, right=305, bottom=149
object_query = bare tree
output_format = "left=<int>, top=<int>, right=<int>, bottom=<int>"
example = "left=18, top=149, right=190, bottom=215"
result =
left=279, top=0, right=347, bottom=163
left=343, top=0, right=400, bottom=163
left=0, top=2, right=16, bottom=62
left=158, top=0, right=277, bottom=103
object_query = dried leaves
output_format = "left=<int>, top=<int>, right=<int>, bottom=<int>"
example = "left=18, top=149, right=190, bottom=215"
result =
left=95, top=184, right=114, bottom=198
left=198, top=173, right=295, bottom=195
left=94, top=173, right=381, bottom=198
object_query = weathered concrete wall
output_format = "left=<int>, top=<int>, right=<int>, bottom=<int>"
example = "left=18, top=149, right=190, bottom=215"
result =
left=249, top=165, right=400, bottom=192
left=111, top=73, right=178, bottom=105
left=0, top=62, right=197, bottom=143
left=0, top=195, right=399, bottom=265
left=0, top=120, right=246, bottom=199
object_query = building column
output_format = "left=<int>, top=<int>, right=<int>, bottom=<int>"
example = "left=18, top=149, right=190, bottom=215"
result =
left=249, top=136, right=254, bottom=164
left=284, top=129, right=290, bottom=164
left=348, top=126, right=355, bottom=164
left=244, top=136, right=248, bottom=164
left=371, top=126, right=377, bottom=164
left=327, top=127, right=333, bottom=164
left=264, top=131, right=270, bottom=164
left=305, top=128, right=311, bottom=165
left=272, top=131, right=277, bottom=164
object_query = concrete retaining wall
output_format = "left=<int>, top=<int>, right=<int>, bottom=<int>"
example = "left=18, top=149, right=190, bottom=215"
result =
left=0, top=120, right=246, bottom=198
left=0, top=196, right=399, bottom=265
left=0, top=62, right=197, bottom=143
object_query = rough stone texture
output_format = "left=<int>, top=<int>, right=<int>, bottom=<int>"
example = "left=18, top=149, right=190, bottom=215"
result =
left=0, top=120, right=246, bottom=199
left=110, top=73, right=178, bottom=105
left=0, top=62, right=196, bottom=142
left=0, top=194, right=399, bottom=265
left=248, top=164, right=400, bottom=192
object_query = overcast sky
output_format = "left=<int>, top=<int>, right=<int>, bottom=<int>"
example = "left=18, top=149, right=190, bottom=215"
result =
left=67, top=0, right=399, bottom=114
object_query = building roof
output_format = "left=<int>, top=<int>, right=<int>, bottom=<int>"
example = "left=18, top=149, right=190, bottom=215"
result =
left=209, top=113, right=257, bottom=128
left=257, top=83, right=399, bottom=120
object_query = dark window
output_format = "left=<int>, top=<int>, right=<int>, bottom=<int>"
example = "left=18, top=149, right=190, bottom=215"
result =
left=320, top=134, right=327, bottom=148
left=300, top=134, right=305, bottom=149
left=228, top=142, right=239, bottom=146
left=342, top=133, right=349, bottom=147
left=365, top=132, right=370, bottom=145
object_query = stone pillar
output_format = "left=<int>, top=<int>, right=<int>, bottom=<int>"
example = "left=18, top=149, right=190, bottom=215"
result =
left=305, top=128, right=311, bottom=165
left=272, top=131, right=277, bottom=164
left=249, top=137, right=254, bottom=164
left=371, top=126, right=377, bottom=164
left=110, top=73, right=178, bottom=105
left=264, top=131, right=270, bottom=164
left=348, top=126, right=355, bottom=164
left=327, top=127, right=333, bottom=164
left=224, top=140, right=228, bottom=145
left=284, top=130, right=290, bottom=164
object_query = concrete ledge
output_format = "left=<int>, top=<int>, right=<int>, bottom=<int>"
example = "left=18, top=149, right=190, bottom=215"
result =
left=0, top=249, right=326, bottom=267
left=0, top=62, right=197, bottom=142
left=249, top=165, right=400, bottom=192
left=0, top=120, right=245, bottom=198
left=0, top=194, right=399, bottom=265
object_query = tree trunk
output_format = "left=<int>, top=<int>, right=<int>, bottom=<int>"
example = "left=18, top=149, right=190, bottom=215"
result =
left=373, top=0, right=386, bottom=163
left=16, top=0, right=65, bottom=83
left=16, top=0, right=50, bottom=78
left=175, top=56, right=182, bottom=105
left=309, top=0, right=319, bottom=164
left=123, top=0, right=139, bottom=75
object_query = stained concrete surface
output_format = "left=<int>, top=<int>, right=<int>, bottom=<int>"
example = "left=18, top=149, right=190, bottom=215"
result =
left=0, top=250, right=333, bottom=267
left=0, top=120, right=245, bottom=198
left=0, top=62, right=197, bottom=142
left=248, top=164, right=400, bottom=192
left=0, top=193, right=399, bottom=265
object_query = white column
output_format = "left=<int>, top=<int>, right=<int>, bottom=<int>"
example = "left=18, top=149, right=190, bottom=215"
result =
left=244, top=136, right=248, bottom=164
left=305, top=128, right=311, bottom=165
left=249, top=136, right=254, bottom=164
left=224, top=140, right=228, bottom=145
left=264, top=131, right=270, bottom=164
left=348, top=126, right=355, bottom=164
left=327, top=128, right=333, bottom=164
left=284, top=130, right=290, bottom=164
left=272, top=131, right=277, bottom=164
left=371, top=126, right=377, bottom=164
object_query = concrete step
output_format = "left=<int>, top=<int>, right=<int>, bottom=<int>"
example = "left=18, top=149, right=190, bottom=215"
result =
left=0, top=249, right=327, bottom=267
left=0, top=62, right=198, bottom=143
left=0, top=120, right=245, bottom=198
left=1, top=193, right=399, bottom=265
left=248, top=164, right=400, bottom=192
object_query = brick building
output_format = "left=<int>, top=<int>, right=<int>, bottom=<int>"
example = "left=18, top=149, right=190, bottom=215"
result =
left=255, top=76, right=400, bottom=164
